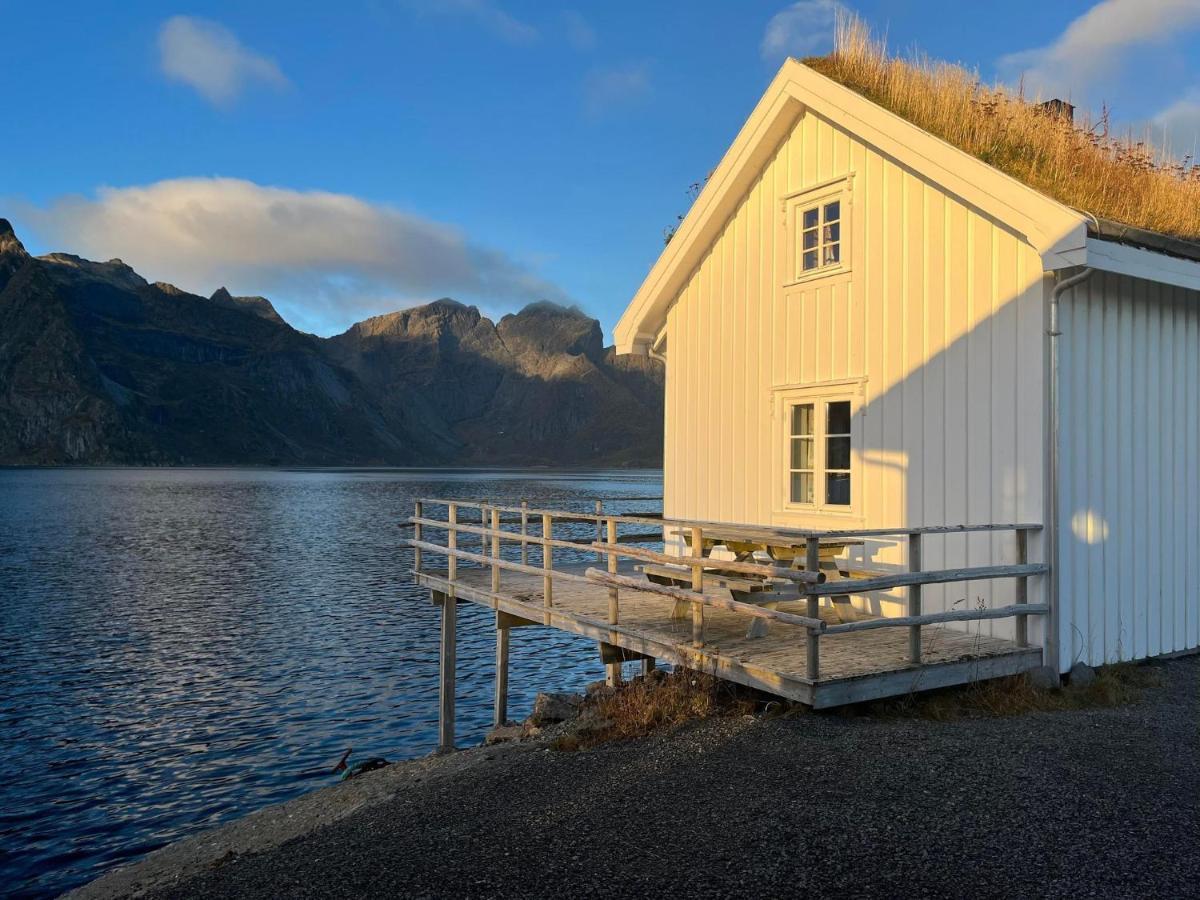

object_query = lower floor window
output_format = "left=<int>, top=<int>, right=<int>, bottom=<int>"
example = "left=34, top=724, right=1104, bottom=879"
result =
left=787, top=396, right=854, bottom=508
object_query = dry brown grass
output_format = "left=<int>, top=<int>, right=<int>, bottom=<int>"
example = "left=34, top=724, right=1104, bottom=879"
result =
left=552, top=670, right=761, bottom=751
left=805, top=15, right=1200, bottom=240
left=861, top=662, right=1162, bottom=721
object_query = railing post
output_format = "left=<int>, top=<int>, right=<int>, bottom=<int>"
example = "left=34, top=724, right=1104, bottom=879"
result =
left=480, top=501, right=489, bottom=558
left=447, top=503, right=458, bottom=590
left=691, top=525, right=705, bottom=647
left=805, top=535, right=821, bottom=681
left=413, top=500, right=423, bottom=573
left=908, top=531, right=923, bottom=664
left=439, top=502, right=458, bottom=753
left=490, top=507, right=501, bottom=595
left=520, top=501, right=529, bottom=566
left=542, top=513, right=554, bottom=625
left=605, top=516, right=621, bottom=686
left=1015, top=527, right=1029, bottom=647
left=595, top=500, right=604, bottom=562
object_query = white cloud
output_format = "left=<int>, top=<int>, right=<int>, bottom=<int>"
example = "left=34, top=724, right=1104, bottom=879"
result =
left=998, top=0, right=1200, bottom=100
left=22, top=178, right=567, bottom=334
left=583, top=63, right=651, bottom=117
left=158, top=16, right=288, bottom=106
left=1153, top=91, right=1200, bottom=159
left=562, top=10, right=597, bottom=51
left=761, top=1, right=844, bottom=63
left=400, top=0, right=538, bottom=44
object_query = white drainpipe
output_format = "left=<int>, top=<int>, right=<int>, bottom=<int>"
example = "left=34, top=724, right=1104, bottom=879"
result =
left=1046, top=264, right=1094, bottom=674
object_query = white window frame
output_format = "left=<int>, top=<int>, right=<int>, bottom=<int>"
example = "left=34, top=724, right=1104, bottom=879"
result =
left=782, top=175, right=853, bottom=287
left=773, top=380, right=864, bottom=517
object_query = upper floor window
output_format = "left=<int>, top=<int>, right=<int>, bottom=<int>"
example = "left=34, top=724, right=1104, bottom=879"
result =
left=783, top=175, right=852, bottom=285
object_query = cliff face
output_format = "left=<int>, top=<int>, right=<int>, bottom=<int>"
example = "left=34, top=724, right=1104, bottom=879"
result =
left=327, top=299, right=664, bottom=466
left=0, top=221, right=662, bottom=466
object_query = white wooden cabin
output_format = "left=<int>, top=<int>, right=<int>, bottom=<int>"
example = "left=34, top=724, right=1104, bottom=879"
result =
left=615, top=59, right=1200, bottom=675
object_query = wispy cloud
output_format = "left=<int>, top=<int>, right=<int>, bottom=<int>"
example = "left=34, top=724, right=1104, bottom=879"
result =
left=21, top=178, right=567, bottom=334
left=998, top=0, right=1200, bottom=100
left=760, top=1, right=844, bottom=63
left=1153, top=91, right=1200, bottom=158
left=157, top=16, right=288, bottom=106
left=399, top=0, right=538, bottom=44
left=583, top=62, right=651, bottom=117
left=562, top=10, right=596, bottom=51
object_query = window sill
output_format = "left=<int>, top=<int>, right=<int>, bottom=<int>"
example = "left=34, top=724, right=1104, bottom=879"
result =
left=782, top=264, right=851, bottom=288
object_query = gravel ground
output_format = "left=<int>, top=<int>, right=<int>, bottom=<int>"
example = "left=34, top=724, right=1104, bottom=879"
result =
left=111, top=657, right=1200, bottom=899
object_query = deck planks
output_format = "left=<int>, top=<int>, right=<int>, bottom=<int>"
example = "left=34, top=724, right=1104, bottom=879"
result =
left=416, top=564, right=1040, bottom=707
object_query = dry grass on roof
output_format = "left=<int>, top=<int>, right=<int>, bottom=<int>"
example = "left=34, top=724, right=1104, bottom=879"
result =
left=804, top=16, right=1200, bottom=241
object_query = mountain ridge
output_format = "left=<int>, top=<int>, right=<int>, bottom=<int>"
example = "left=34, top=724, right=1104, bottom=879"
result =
left=0, top=223, right=662, bottom=466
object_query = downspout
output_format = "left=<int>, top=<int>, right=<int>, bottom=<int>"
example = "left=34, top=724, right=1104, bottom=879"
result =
left=1046, top=264, right=1094, bottom=674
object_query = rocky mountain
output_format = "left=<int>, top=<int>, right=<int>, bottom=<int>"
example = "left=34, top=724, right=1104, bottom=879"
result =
left=0, top=220, right=663, bottom=466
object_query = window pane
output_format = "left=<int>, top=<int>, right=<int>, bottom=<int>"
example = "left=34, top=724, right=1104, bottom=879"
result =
left=791, top=472, right=814, bottom=504
left=827, top=400, right=851, bottom=434
left=824, top=243, right=840, bottom=265
left=823, top=222, right=840, bottom=243
left=823, top=201, right=840, bottom=223
left=826, top=472, right=851, bottom=506
left=803, top=207, right=819, bottom=229
left=802, top=228, right=818, bottom=249
left=827, top=435, right=851, bottom=470
left=791, top=437, right=814, bottom=469
left=791, top=403, right=813, bottom=436
left=802, top=250, right=818, bottom=270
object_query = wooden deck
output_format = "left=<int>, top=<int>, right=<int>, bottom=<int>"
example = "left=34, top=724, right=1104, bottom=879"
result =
left=415, top=563, right=1042, bottom=709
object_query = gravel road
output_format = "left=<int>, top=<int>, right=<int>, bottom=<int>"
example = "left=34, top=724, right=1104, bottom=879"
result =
left=106, top=656, right=1200, bottom=899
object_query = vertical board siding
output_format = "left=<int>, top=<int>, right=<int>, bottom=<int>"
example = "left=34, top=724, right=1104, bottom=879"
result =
left=661, top=110, right=1046, bottom=638
left=1059, top=273, right=1200, bottom=666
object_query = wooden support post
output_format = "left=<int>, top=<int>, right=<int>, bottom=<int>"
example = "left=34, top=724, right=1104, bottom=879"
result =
left=412, top=500, right=423, bottom=573
left=908, top=531, right=923, bottom=664
left=1015, top=527, right=1029, bottom=648
left=605, top=516, right=621, bottom=687
left=806, top=535, right=821, bottom=681
left=490, top=507, right=501, bottom=595
left=542, top=513, right=554, bottom=625
left=494, top=613, right=509, bottom=727
left=691, top=525, right=705, bottom=647
left=520, top=501, right=529, bottom=566
left=642, top=657, right=655, bottom=677
left=439, top=499, right=459, bottom=754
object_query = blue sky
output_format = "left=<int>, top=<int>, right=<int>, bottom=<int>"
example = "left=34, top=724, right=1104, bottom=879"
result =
left=4, top=1, right=1199, bottom=338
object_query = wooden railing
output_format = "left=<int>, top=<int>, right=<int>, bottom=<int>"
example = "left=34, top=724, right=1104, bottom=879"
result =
left=402, top=499, right=1047, bottom=683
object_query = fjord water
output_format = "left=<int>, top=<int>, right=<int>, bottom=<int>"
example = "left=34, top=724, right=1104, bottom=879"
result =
left=0, top=468, right=661, bottom=898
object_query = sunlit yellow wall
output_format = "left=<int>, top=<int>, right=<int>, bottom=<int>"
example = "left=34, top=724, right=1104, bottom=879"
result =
left=1058, top=272, right=1200, bottom=666
left=661, top=108, right=1047, bottom=634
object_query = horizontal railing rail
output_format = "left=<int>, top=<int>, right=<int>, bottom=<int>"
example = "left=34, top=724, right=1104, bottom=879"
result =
left=403, top=498, right=1048, bottom=682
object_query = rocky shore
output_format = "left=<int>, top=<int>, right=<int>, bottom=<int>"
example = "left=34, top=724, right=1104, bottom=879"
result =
left=72, top=656, right=1199, bottom=899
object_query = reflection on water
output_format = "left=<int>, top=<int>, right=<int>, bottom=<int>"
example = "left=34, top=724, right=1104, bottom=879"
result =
left=0, top=467, right=661, bottom=898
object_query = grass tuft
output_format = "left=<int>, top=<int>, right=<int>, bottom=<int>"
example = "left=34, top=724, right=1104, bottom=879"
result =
left=804, top=14, right=1200, bottom=240
left=552, top=670, right=761, bottom=751
left=860, top=662, right=1162, bottom=721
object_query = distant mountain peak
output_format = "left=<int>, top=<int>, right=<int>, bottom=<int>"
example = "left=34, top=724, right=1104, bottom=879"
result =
left=0, top=218, right=29, bottom=260
left=208, top=286, right=285, bottom=325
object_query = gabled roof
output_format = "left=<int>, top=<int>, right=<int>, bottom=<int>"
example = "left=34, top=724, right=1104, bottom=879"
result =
left=615, top=59, right=1091, bottom=354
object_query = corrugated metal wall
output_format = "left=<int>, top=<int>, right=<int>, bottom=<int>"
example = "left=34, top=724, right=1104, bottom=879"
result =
left=1058, top=271, right=1200, bottom=665
left=661, top=108, right=1047, bottom=637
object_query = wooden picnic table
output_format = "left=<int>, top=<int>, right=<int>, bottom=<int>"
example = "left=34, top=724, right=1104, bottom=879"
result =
left=643, top=526, right=871, bottom=637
